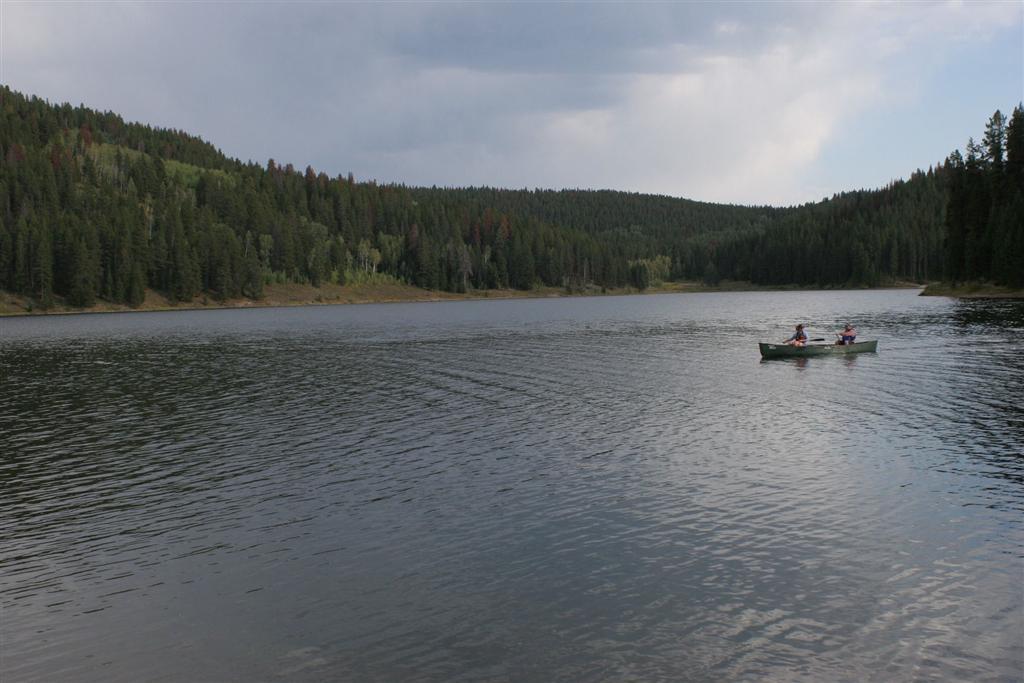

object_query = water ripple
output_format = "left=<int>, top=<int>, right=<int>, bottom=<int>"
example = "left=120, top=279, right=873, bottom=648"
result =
left=1, top=290, right=1021, bottom=682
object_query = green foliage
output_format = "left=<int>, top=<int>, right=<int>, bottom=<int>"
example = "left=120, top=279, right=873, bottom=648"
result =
left=702, top=261, right=720, bottom=286
left=628, top=255, right=670, bottom=289
left=344, top=269, right=403, bottom=287
left=628, top=260, right=651, bottom=290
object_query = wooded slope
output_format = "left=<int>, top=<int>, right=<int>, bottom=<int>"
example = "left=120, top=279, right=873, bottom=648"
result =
left=1, top=86, right=1019, bottom=308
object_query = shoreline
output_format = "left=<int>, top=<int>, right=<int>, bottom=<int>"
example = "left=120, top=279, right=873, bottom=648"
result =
left=0, top=280, right=939, bottom=318
left=918, top=282, right=1024, bottom=299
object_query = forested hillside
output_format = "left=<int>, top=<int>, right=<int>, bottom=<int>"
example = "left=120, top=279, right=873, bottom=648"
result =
left=0, top=86, right=1019, bottom=309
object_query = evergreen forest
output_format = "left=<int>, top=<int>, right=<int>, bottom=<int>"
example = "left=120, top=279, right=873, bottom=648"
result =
left=1, top=85, right=1021, bottom=309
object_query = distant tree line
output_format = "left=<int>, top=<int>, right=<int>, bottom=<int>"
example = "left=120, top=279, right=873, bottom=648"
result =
left=0, top=85, right=1018, bottom=309
left=942, top=106, right=1024, bottom=287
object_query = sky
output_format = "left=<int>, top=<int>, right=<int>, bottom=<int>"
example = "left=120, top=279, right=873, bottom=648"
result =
left=1, top=1, right=1021, bottom=207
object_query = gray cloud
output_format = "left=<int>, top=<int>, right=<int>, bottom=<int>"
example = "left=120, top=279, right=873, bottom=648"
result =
left=387, top=3, right=829, bottom=74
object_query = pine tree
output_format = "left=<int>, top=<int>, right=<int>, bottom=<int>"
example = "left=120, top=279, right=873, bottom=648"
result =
left=1006, top=105, right=1024, bottom=191
left=983, top=110, right=1007, bottom=173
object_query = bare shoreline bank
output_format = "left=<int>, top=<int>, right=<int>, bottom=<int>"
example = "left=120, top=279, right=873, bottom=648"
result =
left=918, top=282, right=1024, bottom=299
left=0, top=281, right=973, bottom=318
left=0, top=281, right=730, bottom=317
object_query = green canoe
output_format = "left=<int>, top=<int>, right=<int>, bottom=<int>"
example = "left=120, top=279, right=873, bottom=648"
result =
left=759, top=340, right=878, bottom=359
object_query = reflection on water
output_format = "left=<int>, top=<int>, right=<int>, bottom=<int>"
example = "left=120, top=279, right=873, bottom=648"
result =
left=1, top=289, right=1022, bottom=682
left=764, top=351, right=864, bottom=370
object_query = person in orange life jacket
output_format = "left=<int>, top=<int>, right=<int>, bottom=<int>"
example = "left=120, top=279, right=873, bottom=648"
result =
left=836, top=323, right=857, bottom=345
left=784, top=323, right=808, bottom=346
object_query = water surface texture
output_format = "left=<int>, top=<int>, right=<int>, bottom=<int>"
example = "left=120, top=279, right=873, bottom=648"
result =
left=2, top=289, right=1022, bottom=682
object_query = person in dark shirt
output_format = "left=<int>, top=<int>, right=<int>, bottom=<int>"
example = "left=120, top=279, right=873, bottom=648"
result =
left=784, top=323, right=808, bottom=346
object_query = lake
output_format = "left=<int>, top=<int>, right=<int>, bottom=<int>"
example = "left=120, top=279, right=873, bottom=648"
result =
left=1, top=289, right=1022, bottom=682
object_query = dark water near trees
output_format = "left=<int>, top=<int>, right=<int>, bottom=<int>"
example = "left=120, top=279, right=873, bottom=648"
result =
left=2, top=289, right=1022, bottom=682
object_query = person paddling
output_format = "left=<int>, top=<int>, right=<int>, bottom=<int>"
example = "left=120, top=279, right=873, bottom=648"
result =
left=784, top=323, right=808, bottom=346
left=835, top=323, right=857, bottom=345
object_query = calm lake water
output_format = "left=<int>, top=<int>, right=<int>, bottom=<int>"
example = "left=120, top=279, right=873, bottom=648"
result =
left=1, top=289, right=1022, bottom=682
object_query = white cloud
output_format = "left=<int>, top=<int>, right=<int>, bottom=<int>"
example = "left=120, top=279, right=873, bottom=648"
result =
left=429, top=2, right=1018, bottom=204
left=357, top=24, right=883, bottom=204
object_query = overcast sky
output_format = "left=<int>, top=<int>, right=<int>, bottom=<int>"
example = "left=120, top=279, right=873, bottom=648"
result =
left=2, top=1, right=1021, bottom=206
